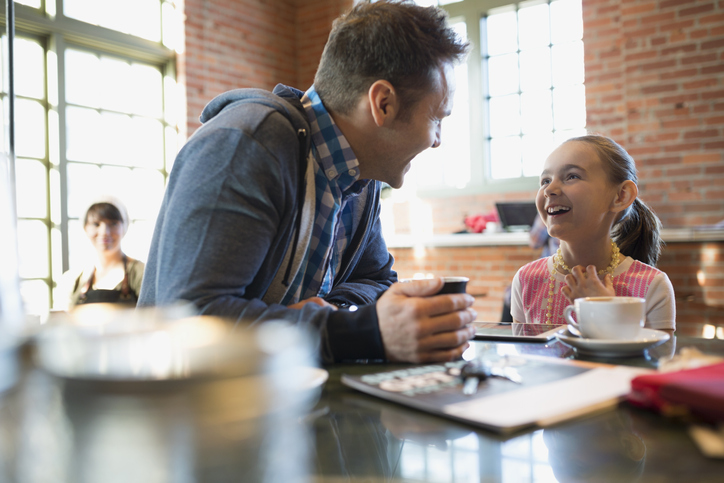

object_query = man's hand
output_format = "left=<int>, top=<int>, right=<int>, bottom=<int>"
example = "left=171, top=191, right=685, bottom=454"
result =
left=376, top=278, right=477, bottom=363
left=561, top=265, right=616, bottom=303
left=288, top=297, right=337, bottom=310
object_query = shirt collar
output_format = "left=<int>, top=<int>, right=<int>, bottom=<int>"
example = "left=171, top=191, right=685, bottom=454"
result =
left=302, top=86, right=369, bottom=195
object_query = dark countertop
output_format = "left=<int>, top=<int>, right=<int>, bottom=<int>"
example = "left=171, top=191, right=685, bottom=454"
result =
left=0, top=335, right=722, bottom=482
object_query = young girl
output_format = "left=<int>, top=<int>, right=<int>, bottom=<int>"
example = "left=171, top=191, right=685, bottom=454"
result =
left=510, top=135, right=675, bottom=336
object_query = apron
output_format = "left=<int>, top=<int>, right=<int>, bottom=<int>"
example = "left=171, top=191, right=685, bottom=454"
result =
left=76, top=255, right=138, bottom=306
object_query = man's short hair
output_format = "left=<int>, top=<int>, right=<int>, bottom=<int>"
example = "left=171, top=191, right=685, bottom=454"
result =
left=314, top=0, right=470, bottom=119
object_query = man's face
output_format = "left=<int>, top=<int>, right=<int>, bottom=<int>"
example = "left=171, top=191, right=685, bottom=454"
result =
left=374, top=63, right=455, bottom=189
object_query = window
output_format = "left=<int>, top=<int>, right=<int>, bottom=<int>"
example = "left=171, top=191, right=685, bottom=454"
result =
left=484, top=0, right=586, bottom=180
left=4, top=1, right=181, bottom=317
left=403, top=0, right=586, bottom=195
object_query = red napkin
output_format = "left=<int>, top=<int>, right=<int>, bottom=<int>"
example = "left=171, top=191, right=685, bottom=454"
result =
left=627, top=362, right=724, bottom=422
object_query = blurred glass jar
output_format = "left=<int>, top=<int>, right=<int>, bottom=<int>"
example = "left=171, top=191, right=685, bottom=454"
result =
left=32, top=305, right=323, bottom=482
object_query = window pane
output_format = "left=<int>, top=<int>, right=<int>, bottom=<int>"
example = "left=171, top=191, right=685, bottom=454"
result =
left=65, top=0, right=162, bottom=42
left=488, top=54, right=519, bottom=96
left=519, top=48, right=551, bottom=91
left=99, top=56, right=133, bottom=112
left=16, top=98, right=46, bottom=159
left=553, top=84, right=586, bottom=130
left=66, top=49, right=102, bottom=108
left=17, top=220, right=49, bottom=278
left=66, top=106, right=103, bottom=162
left=16, top=38, right=45, bottom=100
left=131, top=117, right=165, bottom=169
left=99, top=166, right=133, bottom=200
left=521, top=90, right=552, bottom=134
left=485, top=0, right=586, bottom=181
left=489, top=95, right=521, bottom=137
left=15, top=158, right=48, bottom=219
left=128, top=169, right=166, bottom=220
left=518, top=3, right=550, bottom=50
left=490, top=136, right=522, bottom=179
left=130, top=64, right=163, bottom=117
left=552, top=41, right=584, bottom=86
left=20, top=280, right=50, bottom=317
left=16, top=0, right=41, bottom=7
left=554, top=127, right=587, bottom=146
left=100, top=111, right=134, bottom=165
left=67, top=219, right=89, bottom=271
left=66, top=163, right=101, bottom=218
left=522, top=133, right=555, bottom=177
left=123, top=220, right=154, bottom=262
left=551, top=0, right=583, bottom=43
left=486, top=10, right=518, bottom=56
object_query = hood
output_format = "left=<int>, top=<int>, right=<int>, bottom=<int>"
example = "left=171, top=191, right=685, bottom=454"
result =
left=199, top=84, right=306, bottom=125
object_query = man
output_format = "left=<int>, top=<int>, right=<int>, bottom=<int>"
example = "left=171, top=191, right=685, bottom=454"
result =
left=139, top=0, right=476, bottom=363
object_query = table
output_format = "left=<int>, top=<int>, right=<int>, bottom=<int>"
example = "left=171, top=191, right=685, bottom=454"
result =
left=0, top=334, right=722, bottom=482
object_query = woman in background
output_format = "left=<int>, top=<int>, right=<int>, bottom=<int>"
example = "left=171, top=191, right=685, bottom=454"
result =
left=58, top=196, right=144, bottom=309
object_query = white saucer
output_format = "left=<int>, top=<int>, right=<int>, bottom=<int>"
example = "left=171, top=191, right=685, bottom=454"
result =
left=555, top=327, right=670, bottom=357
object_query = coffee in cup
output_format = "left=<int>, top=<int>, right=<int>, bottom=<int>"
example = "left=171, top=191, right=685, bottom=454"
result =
left=436, top=276, right=469, bottom=294
left=563, top=296, right=645, bottom=340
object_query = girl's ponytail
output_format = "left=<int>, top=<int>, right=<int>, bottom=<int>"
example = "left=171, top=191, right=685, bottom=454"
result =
left=611, top=198, right=663, bottom=266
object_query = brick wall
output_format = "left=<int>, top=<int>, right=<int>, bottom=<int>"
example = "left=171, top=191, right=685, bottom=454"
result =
left=390, top=241, right=724, bottom=329
left=584, top=0, right=724, bottom=228
left=181, top=0, right=351, bottom=135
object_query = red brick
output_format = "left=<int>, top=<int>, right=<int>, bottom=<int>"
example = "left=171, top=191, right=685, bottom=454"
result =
left=642, top=12, right=678, bottom=25
left=663, top=142, right=703, bottom=152
left=702, top=38, right=724, bottom=50
left=682, top=53, right=718, bottom=64
left=702, top=64, right=724, bottom=75
left=622, top=3, right=656, bottom=16
left=666, top=166, right=702, bottom=177
left=659, top=0, right=700, bottom=8
left=660, top=68, right=699, bottom=80
left=661, top=43, right=698, bottom=56
left=703, top=141, right=724, bottom=150
left=641, top=84, right=679, bottom=94
left=700, top=12, right=724, bottom=24
left=683, top=129, right=720, bottom=139
left=705, top=165, right=724, bottom=175
left=661, top=119, right=700, bottom=129
left=683, top=78, right=719, bottom=89
left=683, top=153, right=722, bottom=164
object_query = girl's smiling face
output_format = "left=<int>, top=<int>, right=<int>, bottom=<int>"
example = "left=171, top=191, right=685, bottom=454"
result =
left=536, top=141, right=621, bottom=243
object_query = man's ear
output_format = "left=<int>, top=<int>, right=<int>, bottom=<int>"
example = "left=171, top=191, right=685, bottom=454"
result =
left=611, top=180, right=638, bottom=214
left=368, top=80, right=398, bottom=127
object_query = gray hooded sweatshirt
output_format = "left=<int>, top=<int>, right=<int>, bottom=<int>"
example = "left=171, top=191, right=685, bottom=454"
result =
left=139, top=84, right=397, bottom=363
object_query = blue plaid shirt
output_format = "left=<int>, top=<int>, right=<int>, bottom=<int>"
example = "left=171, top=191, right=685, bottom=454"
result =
left=280, top=86, right=369, bottom=304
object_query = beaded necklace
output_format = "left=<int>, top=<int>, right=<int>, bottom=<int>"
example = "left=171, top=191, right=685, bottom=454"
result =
left=544, top=241, right=621, bottom=324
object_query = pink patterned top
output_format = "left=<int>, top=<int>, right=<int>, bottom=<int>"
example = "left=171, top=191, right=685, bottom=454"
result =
left=510, top=256, right=676, bottom=330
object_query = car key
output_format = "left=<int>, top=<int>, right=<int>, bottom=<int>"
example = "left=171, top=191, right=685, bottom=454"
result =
left=455, top=360, right=523, bottom=396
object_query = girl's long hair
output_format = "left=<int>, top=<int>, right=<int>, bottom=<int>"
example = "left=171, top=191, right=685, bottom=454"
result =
left=564, top=135, right=663, bottom=266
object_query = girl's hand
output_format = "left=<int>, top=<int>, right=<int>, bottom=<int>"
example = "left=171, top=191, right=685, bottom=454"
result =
left=561, top=265, right=615, bottom=303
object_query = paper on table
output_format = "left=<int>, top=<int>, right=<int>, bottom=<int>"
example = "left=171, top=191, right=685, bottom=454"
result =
left=444, top=367, right=648, bottom=429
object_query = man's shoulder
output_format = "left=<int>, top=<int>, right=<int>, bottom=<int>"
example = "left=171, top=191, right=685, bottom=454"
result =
left=199, top=85, right=308, bottom=133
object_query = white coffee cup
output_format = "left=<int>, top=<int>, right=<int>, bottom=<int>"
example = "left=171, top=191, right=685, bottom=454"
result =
left=563, top=296, right=646, bottom=340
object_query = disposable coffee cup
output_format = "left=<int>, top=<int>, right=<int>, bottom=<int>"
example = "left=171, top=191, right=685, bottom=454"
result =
left=436, top=276, right=469, bottom=294
left=564, top=296, right=645, bottom=340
